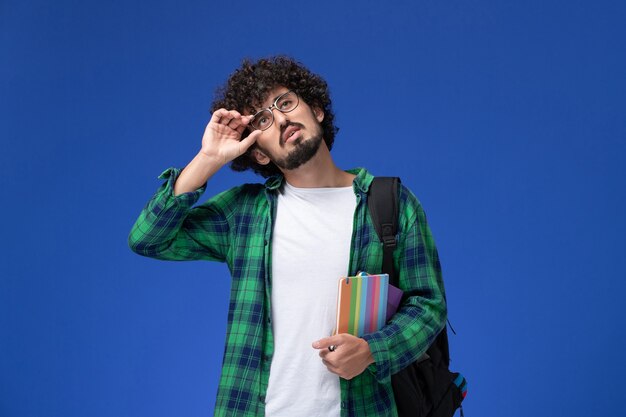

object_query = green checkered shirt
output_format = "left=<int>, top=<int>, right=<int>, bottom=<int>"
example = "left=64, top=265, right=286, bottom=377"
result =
left=128, top=167, right=447, bottom=417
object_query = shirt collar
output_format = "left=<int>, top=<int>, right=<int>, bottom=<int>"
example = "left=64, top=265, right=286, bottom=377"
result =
left=263, top=167, right=374, bottom=194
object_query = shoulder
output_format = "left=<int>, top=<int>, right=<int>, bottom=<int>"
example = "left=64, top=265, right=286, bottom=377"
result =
left=398, top=182, right=422, bottom=210
left=396, top=182, right=430, bottom=231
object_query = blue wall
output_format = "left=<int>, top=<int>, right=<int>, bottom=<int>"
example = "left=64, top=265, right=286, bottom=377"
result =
left=2, top=1, right=625, bottom=416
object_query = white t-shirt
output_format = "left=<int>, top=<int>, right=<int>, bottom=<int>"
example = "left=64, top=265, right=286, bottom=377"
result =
left=264, top=182, right=357, bottom=417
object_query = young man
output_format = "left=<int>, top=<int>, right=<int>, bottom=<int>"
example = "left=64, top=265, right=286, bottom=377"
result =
left=129, top=56, right=447, bottom=417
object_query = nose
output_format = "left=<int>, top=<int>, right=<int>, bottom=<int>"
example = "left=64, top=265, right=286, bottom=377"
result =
left=272, top=108, right=289, bottom=128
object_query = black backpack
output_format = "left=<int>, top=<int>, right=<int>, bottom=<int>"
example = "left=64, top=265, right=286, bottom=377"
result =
left=368, top=177, right=468, bottom=417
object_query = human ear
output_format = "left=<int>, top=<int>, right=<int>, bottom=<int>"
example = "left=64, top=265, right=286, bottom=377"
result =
left=313, top=107, right=324, bottom=122
left=252, top=148, right=271, bottom=165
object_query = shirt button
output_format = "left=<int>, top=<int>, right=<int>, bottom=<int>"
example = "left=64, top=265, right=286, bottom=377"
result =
left=341, top=401, right=347, bottom=409
left=259, top=394, right=266, bottom=403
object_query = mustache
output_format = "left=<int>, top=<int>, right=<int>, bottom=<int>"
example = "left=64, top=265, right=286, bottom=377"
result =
left=279, top=122, right=305, bottom=146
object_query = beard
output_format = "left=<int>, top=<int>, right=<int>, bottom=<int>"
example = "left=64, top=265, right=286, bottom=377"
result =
left=256, top=119, right=325, bottom=171
left=271, top=133, right=324, bottom=170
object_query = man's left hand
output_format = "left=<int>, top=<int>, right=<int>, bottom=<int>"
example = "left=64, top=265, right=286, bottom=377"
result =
left=312, top=334, right=374, bottom=380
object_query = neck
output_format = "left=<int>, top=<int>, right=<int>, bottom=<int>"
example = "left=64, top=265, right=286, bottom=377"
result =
left=281, top=142, right=355, bottom=188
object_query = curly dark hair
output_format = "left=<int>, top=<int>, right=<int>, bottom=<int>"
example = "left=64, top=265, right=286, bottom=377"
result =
left=210, top=56, right=338, bottom=178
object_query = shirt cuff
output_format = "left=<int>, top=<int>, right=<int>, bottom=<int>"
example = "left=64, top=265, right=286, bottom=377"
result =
left=157, top=167, right=206, bottom=208
left=362, top=331, right=391, bottom=384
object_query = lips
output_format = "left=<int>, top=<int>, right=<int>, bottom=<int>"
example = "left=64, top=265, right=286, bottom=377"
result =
left=282, top=125, right=301, bottom=144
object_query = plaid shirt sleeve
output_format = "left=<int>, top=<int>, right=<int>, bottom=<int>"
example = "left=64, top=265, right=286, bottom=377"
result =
left=128, top=167, right=234, bottom=262
left=362, top=185, right=447, bottom=384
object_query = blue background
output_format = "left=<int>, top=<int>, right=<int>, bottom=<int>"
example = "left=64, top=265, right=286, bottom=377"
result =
left=2, top=1, right=625, bottom=416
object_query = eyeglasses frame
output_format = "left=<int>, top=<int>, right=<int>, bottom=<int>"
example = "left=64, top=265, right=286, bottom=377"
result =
left=249, top=90, right=299, bottom=131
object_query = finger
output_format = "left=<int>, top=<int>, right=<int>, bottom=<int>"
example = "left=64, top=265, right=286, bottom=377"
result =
left=313, top=335, right=343, bottom=350
left=240, top=114, right=254, bottom=125
left=220, top=114, right=234, bottom=126
left=322, top=359, right=335, bottom=369
left=228, top=110, right=242, bottom=119
left=322, top=362, right=349, bottom=379
left=227, top=118, right=240, bottom=129
left=216, top=109, right=240, bottom=126
left=318, top=344, right=339, bottom=360
left=235, top=124, right=254, bottom=135
left=232, top=115, right=256, bottom=133
left=238, top=130, right=261, bottom=153
left=318, top=349, right=341, bottom=364
left=222, top=110, right=242, bottom=125
left=210, top=108, right=229, bottom=124
left=235, top=124, right=247, bottom=135
left=211, top=109, right=236, bottom=127
left=227, top=113, right=250, bottom=129
left=235, top=115, right=255, bottom=134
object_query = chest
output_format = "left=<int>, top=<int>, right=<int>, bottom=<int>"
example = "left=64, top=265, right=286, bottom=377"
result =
left=272, top=187, right=356, bottom=259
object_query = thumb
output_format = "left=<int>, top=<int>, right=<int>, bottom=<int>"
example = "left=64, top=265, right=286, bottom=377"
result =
left=238, top=130, right=261, bottom=153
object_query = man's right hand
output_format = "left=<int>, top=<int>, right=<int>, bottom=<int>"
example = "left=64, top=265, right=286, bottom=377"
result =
left=173, top=109, right=262, bottom=196
left=200, top=109, right=262, bottom=165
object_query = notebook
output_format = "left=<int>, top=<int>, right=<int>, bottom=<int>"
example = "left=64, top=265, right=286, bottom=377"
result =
left=335, top=272, right=391, bottom=337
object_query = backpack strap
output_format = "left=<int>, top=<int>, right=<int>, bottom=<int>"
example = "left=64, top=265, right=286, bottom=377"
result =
left=367, top=177, right=400, bottom=285
left=368, top=177, right=466, bottom=414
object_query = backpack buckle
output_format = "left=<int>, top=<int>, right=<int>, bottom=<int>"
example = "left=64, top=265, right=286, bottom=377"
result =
left=382, top=223, right=396, bottom=248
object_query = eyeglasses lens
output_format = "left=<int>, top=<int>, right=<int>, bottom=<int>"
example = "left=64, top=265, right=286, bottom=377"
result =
left=276, top=92, right=297, bottom=113
left=251, top=110, right=273, bottom=131
left=250, top=91, right=299, bottom=131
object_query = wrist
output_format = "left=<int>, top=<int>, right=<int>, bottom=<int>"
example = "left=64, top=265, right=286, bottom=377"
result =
left=360, top=338, right=375, bottom=365
left=173, top=152, right=222, bottom=196
left=196, top=150, right=227, bottom=167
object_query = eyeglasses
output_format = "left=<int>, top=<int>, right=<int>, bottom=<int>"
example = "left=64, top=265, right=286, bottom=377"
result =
left=249, top=90, right=299, bottom=131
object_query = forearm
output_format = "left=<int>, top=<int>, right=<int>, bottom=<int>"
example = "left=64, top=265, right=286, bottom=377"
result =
left=363, top=291, right=446, bottom=383
left=174, top=152, right=225, bottom=196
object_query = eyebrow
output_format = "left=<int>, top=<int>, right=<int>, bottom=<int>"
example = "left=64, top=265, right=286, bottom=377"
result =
left=256, top=91, right=288, bottom=113
left=270, top=92, right=284, bottom=104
